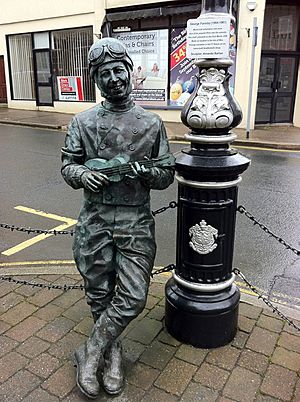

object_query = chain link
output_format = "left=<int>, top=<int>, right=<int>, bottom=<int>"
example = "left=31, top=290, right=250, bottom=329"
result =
left=234, top=268, right=300, bottom=332
left=150, top=264, right=175, bottom=277
left=0, top=223, right=74, bottom=236
left=152, top=201, right=177, bottom=217
left=237, top=205, right=300, bottom=256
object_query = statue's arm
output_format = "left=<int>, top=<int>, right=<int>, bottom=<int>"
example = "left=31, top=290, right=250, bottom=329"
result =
left=141, top=120, right=175, bottom=190
left=61, top=117, right=89, bottom=189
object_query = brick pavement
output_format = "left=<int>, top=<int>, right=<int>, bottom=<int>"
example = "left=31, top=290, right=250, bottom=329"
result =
left=0, top=273, right=299, bottom=401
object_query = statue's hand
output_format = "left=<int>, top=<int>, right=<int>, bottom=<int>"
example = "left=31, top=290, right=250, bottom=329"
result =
left=131, top=161, right=152, bottom=178
left=81, top=171, right=109, bottom=192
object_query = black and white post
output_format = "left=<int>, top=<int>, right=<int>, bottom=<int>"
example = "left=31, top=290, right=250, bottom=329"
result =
left=165, top=0, right=251, bottom=348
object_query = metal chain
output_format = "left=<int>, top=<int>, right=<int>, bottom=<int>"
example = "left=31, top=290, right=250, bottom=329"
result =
left=0, top=202, right=177, bottom=236
left=0, top=275, right=84, bottom=290
left=150, top=264, right=175, bottom=277
left=237, top=205, right=300, bottom=257
left=234, top=268, right=300, bottom=332
left=0, top=223, right=74, bottom=236
left=152, top=201, right=177, bottom=217
left=0, top=263, right=175, bottom=290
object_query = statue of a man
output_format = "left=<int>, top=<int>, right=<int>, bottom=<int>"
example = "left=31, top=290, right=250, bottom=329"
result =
left=61, top=37, right=174, bottom=399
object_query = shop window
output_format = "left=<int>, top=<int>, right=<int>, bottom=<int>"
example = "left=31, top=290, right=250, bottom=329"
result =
left=8, top=34, right=35, bottom=100
left=262, top=5, right=299, bottom=51
left=51, top=27, right=95, bottom=102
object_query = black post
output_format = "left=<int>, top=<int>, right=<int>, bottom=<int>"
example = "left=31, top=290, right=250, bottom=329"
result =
left=165, top=0, right=250, bottom=348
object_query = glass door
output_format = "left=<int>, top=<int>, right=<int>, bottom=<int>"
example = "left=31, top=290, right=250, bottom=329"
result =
left=33, top=50, right=53, bottom=106
left=256, top=55, right=298, bottom=123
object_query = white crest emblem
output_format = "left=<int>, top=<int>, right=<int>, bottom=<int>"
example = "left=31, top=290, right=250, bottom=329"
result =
left=189, top=220, right=218, bottom=255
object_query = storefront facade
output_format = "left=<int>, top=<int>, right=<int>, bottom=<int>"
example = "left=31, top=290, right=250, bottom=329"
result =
left=1, top=0, right=300, bottom=128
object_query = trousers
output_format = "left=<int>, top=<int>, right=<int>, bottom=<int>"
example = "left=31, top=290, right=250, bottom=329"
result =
left=73, top=200, right=156, bottom=330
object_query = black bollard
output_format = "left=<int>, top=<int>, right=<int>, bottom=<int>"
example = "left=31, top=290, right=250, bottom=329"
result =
left=165, top=2, right=250, bottom=348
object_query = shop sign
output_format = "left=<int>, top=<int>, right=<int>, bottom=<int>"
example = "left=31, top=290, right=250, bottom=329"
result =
left=57, top=76, right=84, bottom=101
left=169, top=27, right=197, bottom=107
left=113, top=30, right=168, bottom=106
left=186, top=16, right=230, bottom=59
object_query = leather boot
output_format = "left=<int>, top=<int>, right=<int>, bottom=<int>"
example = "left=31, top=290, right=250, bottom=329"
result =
left=74, top=314, right=121, bottom=399
left=102, top=339, right=124, bottom=395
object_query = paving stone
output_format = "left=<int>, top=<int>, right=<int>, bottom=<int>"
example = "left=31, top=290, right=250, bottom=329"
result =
left=121, top=310, right=151, bottom=338
left=218, top=398, right=236, bottom=402
left=23, top=387, right=60, bottom=402
left=194, top=362, right=230, bottom=391
left=122, top=338, right=146, bottom=363
left=38, top=274, right=61, bottom=282
left=246, top=327, right=279, bottom=356
left=238, top=315, right=256, bottom=333
left=27, top=288, right=63, bottom=307
left=271, top=346, right=300, bottom=371
left=0, top=281, right=21, bottom=297
left=255, top=394, right=282, bottom=402
left=294, top=378, right=300, bottom=402
left=42, top=361, right=76, bottom=398
left=51, top=289, right=83, bottom=309
left=0, top=320, right=11, bottom=334
left=147, top=305, right=165, bottom=321
left=98, top=382, right=146, bottom=402
left=0, top=292, right=23, bottom=313
left=14, top=282, right=46, bottom=297
left=0, top=335, right=19, bottom=357
left=257, top=314, right=284, bottom=333
left=206, top=345, right=240, bottom=370
left=155, top=357, right=197, bottom=396
left=6, top=316, right=47, bottom=342
left=62, top=298, right=91, bottom=322
left=27, top=352, right=61, bottom=379
left=0, top=351, right=28, bottom=383
left=141, top=387, right=179, bottom=402
left=223, top=366, right=261, bottom=402
left=175, top=344, right=208, bottom=366
left=145, top=294, right=160, bottom=310
left=48, top=331, right=86, bottom=359
left=36, top=317, right=75, bottom=343
left=0, top=369, right=41, bottom=402
left=140, top=340, right=176, bottom=370
left=239, top=303, right=262, bottom=320
left=179, top=382, right=219, bottom=402
left=1, top=301, right=38, bottom=325
left=62, top=387, right=89, bottom=401
left=260, top=364, right=297, bottom=401
left=231, top=330, right=249, bottom=349
left=16, top=336, right=50, bottom=358
left=238, top=349, right=269, bottom=374
left=148, top=282, right=165, bottom=298
left=33, top=303, right=64, bottom=322
left=283, top=320, right=300, bottom=336
left=127, top=317, right=163, bottom=345
left=278, top=332, right=300, bottom=353
left=73, top=316, right=93, bottom=336
left=157, top=328, right=181, bottom=347
left=127, top=362, right=160, bottom=390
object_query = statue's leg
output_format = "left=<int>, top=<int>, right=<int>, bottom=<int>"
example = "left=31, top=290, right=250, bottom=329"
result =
left=74, top=312, right=122, bottom=399
left=101, top=204, right=156, bottom=395
left=73, top=202, right=116, bottom=319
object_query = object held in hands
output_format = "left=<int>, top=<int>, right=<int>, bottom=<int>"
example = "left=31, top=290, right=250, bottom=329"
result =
left=85, top=154, right=175, bottom=182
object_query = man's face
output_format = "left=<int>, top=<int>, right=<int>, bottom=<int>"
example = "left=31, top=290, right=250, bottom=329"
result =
left=95, top=61, right=131, bottom=101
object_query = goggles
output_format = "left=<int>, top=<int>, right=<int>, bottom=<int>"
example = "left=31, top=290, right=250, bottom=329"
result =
left=88, top=39, right=133, bottom=70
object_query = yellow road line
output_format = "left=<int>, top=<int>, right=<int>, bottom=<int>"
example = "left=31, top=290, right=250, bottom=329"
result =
left=14, top=205, right=76, bottom=224
left=1, top=206, right=77, bottom=256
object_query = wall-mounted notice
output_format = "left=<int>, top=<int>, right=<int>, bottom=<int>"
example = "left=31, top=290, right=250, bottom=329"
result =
left=186, top=16, right=230, bottom=59
left=57, top=76, right=84, bottom=101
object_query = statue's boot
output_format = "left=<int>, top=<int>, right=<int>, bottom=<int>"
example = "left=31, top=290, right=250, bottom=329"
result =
left=74, top=314, right=120, bottom=399
left=102, top=339, right=124, bottom=395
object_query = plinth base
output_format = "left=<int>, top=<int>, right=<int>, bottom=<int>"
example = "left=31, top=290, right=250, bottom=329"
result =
left=165, top=277, right=240, bottom=348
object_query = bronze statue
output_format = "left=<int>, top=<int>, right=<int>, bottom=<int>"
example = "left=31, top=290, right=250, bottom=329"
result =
left=61, top=37, right=174, bottom=399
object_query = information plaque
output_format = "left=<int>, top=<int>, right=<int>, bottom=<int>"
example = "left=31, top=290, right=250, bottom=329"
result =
left=187, top=16, right=230, bottom=59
